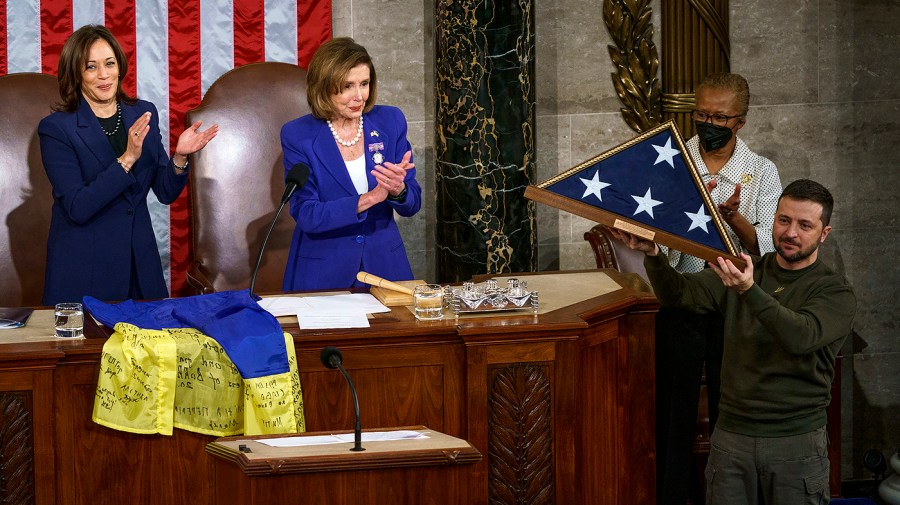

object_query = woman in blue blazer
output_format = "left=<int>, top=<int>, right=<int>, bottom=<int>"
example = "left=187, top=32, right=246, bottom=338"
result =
left=39, top=25, right=217, bottom=305
left=281, top=38, right=421, bottom=291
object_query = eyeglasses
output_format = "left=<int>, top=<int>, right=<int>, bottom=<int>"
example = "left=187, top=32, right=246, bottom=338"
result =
left=691, top=110, right=744, bottom=126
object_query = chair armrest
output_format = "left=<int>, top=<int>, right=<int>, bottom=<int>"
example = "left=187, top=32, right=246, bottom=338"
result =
left=185, top=261, right=216, bottom=295
left=583, top=225, right=618, bottom=269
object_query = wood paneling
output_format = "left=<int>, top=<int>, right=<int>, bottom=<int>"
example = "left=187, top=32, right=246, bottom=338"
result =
left=213, top=462, right=476, bottom=504
left=0, top=392, right=35, bottom=505
left=487, top=363, right=554, bottom=504
left=0, top=365, right=56, bottom=505
left=0, top=270, right=659, bottom=505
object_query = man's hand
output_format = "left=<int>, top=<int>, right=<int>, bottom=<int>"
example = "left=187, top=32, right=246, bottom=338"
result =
left=708, top=252, right=754, bottom=294
left=604, top=226, right=659, bottom=256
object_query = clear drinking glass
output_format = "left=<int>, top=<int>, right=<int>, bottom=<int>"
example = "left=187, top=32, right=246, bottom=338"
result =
left=54, top=302, right=84, bottom=338
left=414, top=284, right=444, bottom=320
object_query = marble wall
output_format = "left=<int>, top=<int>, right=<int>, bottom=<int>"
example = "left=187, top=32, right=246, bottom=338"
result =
left=729, top=1, right=900, bottom=480
left=331, top=0, right=436, bottom=282
left=333, top=0, right=898, bottom=480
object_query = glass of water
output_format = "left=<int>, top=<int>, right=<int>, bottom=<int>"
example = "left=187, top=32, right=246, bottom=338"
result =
left=54, top=302, right=84, bottom=338
left=414, top=284, right=444, bottom=320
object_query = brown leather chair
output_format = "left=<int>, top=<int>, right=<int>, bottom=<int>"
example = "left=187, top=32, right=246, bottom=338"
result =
left=583, top=224, right=649, bottom=283
left=0, top=73, right=58, bottom=307
left=185, top=62, right=309, bottom=294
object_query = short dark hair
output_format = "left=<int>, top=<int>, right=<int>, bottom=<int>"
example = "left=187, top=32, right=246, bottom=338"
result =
left=54, top=25, right=136, bottom=112
left=697, top=72, right=750, bottom=116
left=305, top=37, right=377, bottom=120
left=779, top=179, right=834, bottom=226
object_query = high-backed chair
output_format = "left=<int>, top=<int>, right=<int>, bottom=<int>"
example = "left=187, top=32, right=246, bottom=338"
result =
left=185, top=62, right=309, bottom=294
left=583, top=224, right=649, bottom=283
left=0, top=73, right=58, bottom=307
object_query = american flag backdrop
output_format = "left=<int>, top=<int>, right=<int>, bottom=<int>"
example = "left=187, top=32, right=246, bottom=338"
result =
left=0, top=0, right=331, bottom=295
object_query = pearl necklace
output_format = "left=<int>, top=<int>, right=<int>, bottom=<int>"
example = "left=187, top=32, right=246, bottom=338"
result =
left=326, top=116, right=364, bottom=147
left=99, top=102, right=122, bottom=136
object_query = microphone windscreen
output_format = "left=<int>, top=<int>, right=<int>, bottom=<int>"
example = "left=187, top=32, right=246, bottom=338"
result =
left=286, top=162, right=310, bottom=189
left=320, top=346, right=343, bottom=369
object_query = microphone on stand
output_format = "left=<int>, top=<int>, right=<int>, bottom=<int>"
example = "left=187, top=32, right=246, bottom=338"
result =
left=249, top=163, right=310, bottom=297
left=320, top=346, right=365, bottom=452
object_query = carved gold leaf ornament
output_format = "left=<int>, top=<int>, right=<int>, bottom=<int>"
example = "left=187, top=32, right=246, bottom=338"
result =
left=603, top=0, right=662, bottom=132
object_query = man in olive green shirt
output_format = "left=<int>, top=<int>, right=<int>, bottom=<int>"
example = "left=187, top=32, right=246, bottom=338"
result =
left=608, top=179, right=855, bottom=505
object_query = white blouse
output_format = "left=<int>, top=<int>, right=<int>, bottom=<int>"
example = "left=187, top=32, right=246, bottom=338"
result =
left=664, top=135, right=783, bottom=274
left=345, top=155, right=368, bottom=195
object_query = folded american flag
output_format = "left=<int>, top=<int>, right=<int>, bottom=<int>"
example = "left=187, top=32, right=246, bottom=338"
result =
left=525, top=121, right=741, bottom=266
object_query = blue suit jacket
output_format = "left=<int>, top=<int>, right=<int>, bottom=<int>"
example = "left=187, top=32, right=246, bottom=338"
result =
left=39, top=98, right=187, bottom=305
left=280, top=105, right=422, bottom=291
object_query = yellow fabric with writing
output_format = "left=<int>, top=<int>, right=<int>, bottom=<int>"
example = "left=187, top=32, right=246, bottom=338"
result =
left=92, top=324, right=178, bottom=435
left=168, top=327, right=245, bottom=436
left=242, top=330, right=306, bottom=435
left=93, top=323, right=305, bottom=436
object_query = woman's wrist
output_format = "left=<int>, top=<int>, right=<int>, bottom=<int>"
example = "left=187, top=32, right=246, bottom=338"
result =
left=387, top=184, right=408, bottom=201
left=117, top=157, right=133, bottom=173
left=173, top=154, right=189, bottom=172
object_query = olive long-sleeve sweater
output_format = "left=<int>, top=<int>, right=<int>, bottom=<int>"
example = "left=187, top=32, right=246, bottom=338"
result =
left=644, top=252, right=856, bottom=437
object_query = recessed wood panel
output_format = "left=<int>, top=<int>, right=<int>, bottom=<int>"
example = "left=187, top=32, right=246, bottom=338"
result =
left=301, top=364, right=447, bottom=433
left=54, top=363, right=216, bottom=505
left=1, top=368, right=55, bottom=505
left=0, top=391, right=35, bottom=505
left=487, top=363, right=554, bottom=505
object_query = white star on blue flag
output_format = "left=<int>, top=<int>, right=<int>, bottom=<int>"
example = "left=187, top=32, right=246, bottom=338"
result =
left=685, top=204, right=713, bottom=233
left=632, top=188, right=663, bottom=219
left=580, top=170, right=611, bottom=201
left=652, top=137, right=681, bottom=168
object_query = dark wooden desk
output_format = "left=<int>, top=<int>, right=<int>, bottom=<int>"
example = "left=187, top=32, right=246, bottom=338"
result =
left=0, top=270, right=658, bottom=505
left=206, top=426, right=481, bottom=504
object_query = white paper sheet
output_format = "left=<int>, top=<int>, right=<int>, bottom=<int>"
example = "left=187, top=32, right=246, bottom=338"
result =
left=299, top=294, right=390, bottom=314
left=257, top=296, right=314, bottom=316
left=297, top=310, right=370, bottom=329
left=258, top=293, right=389, bottom=317
left=258, top=430, right=429, bottom=448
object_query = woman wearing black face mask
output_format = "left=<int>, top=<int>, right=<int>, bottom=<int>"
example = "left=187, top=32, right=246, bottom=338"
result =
left=665, top=73, right=782, bottom=267
left=654, top=73, right=783, bottom=505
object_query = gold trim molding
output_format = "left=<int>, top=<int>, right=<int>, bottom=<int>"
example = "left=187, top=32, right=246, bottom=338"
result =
left=662, top=92, right=696, bottom=114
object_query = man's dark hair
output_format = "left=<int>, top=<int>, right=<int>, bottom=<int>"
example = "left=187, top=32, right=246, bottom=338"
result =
left=780, top=179, right=834, bottom=226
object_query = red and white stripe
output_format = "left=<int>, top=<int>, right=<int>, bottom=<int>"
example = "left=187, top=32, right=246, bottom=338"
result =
left=1, top=0, right=331, bottom=295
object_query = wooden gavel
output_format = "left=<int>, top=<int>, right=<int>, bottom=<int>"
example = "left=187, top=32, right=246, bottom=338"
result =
left=356, top=272, right=414, bottom=295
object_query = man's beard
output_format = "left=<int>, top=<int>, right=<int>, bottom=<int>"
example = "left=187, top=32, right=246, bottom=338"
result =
left=775, top=237, right=820, bottom=264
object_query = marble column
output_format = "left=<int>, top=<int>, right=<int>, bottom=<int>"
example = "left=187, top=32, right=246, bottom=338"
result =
left=434, top=0, right=536, bottom=282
